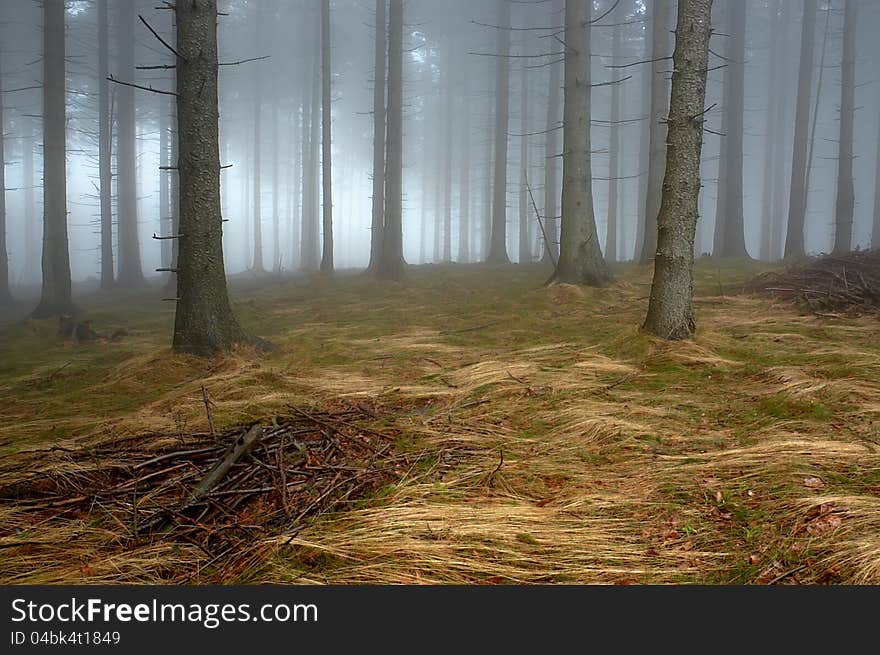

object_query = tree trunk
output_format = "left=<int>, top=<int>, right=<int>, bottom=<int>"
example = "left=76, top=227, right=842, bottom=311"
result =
left=368, top=0, right=387, bottom=271
left=832, top=0, right=856, bottom=256
left=98, top=0, right=114, bottom=290
left=442, top=57, right=454, bottom=263
left=873, top=110, right=880, bottom=249
left=0, top=48, right=10, bottom=305
left=32, top=0, right=74, bottom=318
left=486, top=0, right=511, bottom=264
left=172, top=0, right=252, bottom=356
left=23, top=119, right=37, bottom=284
left=784, top=0, right=817, bottom=259
left=718, top=0, right=747, bottom=258
left=555, top=0, right=609, bottom=287
left=770, top=0, right=791, bottom=261
left=643, top=0, right=713, bottom=340
left=633, top=4, right=652, bottom=262
left=639, top=0, right=673, bottom=264
left=605, top=0, right=624, bottom=264
left=519, top=60, right=530, bottom=264
left=458, top=58, right=471, bottom=264
left=116, top=0, right=144, bottom=287
left=251, top=11, right=264, bottom=273
left=272, top=98, right=281, bottom=272
left=320, top=0, right=334, bottom=273
left=302, top=30, right=321, bottom=272
left=542, top=0, right=563, bottom=265
left=377, top=0, right=405, bottom=279
left=759, top=0, right=781, bottom=262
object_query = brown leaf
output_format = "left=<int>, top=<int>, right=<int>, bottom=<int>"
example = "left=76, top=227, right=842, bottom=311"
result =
left=806, top=514, right=842, bottom=536
left=749, top=554, right=761, bottom=566
left=715, top=490, right=724, bottom=504
left=535, top=497, right=555, bottom=508
left=803, top=476, right=825, bottom=489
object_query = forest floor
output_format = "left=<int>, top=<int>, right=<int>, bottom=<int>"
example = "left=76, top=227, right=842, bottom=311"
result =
left=1, top=258, right=879, bottom=584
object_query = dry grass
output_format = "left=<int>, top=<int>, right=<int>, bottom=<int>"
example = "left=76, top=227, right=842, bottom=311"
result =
left=0, top=260, right=878, bottom=584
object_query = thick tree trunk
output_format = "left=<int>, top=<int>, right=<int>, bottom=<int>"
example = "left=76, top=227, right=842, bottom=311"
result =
left=718, top=0, right=747, bottom=258
left=320, top=0, right=334, bottom=273
left=32, top=0, right=74, bottom=318
left=605, top=0, right=624, bottom=264
left=644, top=0, right=713, bottom=340
left=368, top=0, right=387, bottom=271
left=172, top=0, right=251, bottom=356
left=519, top=61, right=530, bottom=265
left=486, top=0, right=511, bottom=264
left=639, top=0, right=673, bottom=264
left=116, top=0, right=144, bottom=287
left=376, top=0, right=405, bottom=280
left=784, top=0, right=817, bottom=259
left=832, top=0, right=856, bottom=256
left=555, top=0, right=609, bottom=287
left=542, top=0, right=563, bottom=265
left=98, top=0, right=114, bottom=290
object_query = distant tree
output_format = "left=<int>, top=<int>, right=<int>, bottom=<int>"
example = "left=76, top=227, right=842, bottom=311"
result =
left=639, top=0, right=673, bottom=265
left=759, top=0, right=782, bottom=262
left=31, top=0, right=74, bottom=319
left=172, top=0, right=254, bottom=355
left=97, top=0, right=114, bottom=290
left=301, top=20, right=321, bottom=272
left=784, top=0, right=817, bottom=259
left=0, top=47, right=10, bottom=305
left=376, top=0, right=405, bottom=280
left=458, top=51, right=471, bottom=264
left=486, top=0, right=511, bottom=264
left=320, top=0, right=334, bottom=273
left=832, top=0, right=856, bottom=256
left=518, top=59, right=530, bottom=265
left=367, top=0, right=387, bottom=272
left=554, top=0, right=609, bottom=286
left=873, top=110, right=880, bottom=249
left=643, top=0, right=713, bottom=339
left=116, top=0, right=145, bottom=288
left=251, top=6, right=265, bottom=274
left=604, top=0, right=626, bottom=264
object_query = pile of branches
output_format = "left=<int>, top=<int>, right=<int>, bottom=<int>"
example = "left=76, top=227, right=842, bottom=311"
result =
left=0, top=407, right=412, bottom=562
left=744, top=249, right=880, bottom=316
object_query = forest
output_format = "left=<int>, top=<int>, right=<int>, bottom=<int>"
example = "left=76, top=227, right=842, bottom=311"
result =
left=0, top=0, right=878, bottom=586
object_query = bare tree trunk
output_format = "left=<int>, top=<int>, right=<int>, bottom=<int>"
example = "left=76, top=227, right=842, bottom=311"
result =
left=487, top=0, right=511, bottom=264
left=376, top=0, right=405, bottom=280
left=605, top=0, right=624, bottom=264
left=718, top=0, right=747, bottom=259
left=32, top=0, right=74, bottom=318
left=172, top=0, right=254, bottom=355
left=272, top=98, right=281, bottom=272
left=770, top=0, right=791, bottom=261
left=98, top=0, right=114, bottom=290
left=458, top=59, right=471, bottom=264
left=320, top=0, right=334, bottom=273
left=166, top=93, right=180, bottom=292
left=23, top=119, right=36, bottom=284
left=116, top=0, right=144, bottom=287
left=302, top=29, right=321, bottom=272
left=644, top=0, right=713, bottom=340
left=633, top=5, right=652, bottom=262
left=160, top=93, right=171, bottom=272
left=555, top=0, right=609, bottom=286
left=0, top=48, right=10, bottom=304
left=784, top=0, right=817, bottom=259
left=759, top=0, right=781, bottom=262
left=639, top=0, right=673, bottom=264
left=443, top=57, right=454, bottom=263
left=832, top=0, right=856, bottom=256
left=368, top=0, right=387, bottom=271
left=873, top=110, right=880, bottom=249
left=542, top=0, right=563, bottom=265
left=251, top=11, right=264, bottom=273
left=518, top=61, right=530, bottom=264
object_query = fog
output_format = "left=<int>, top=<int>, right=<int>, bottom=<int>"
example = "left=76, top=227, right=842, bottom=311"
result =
left=1, top=0, right=879, bottom=294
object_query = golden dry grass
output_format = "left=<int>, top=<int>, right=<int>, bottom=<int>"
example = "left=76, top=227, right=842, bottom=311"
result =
left=0, top=261, right=878, bottom=584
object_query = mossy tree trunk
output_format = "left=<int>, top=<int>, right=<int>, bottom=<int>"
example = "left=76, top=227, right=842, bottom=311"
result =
left=172, top=0, right=250, bottom=356
left=32, top=0, right=74, bottom=319
left=643, top=0, right=713, bottom=340
left=555, top=0, right=609, bottom=287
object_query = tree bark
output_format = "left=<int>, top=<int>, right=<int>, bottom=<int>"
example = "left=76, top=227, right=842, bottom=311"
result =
left=873, top=109, right=880, bottom=249
left=644, top=0, right=713, bottom=340
left=302, top=27, right=321, bottom=272
left=718, top=0, right=747, bottom=259
left=0, top=48, right=11, bottom=305
left=832, top=0, right=856, bottom=256
left=633, top=3, right=652, bottom=262
left=487, top=0, right=511, bottom=264
left=519, top=60, right=530, bottom=265
left=605, top=0, right=624, bottom=264
left=32, top=0, right=74, bottom=318
left=639, top=0, right=673, bottom=264
left=376, top=0, right=405, bottom=280
left=320, top=0, right=334, bottom=273
left=555, top=0, right=609, bottom=287
left=458, top=57, right=471, bottom=264
left=784, top=0, right=817, bottom=259
left=172, top=0, right=252, bottom=356
left=759, top=0, right=781, bottom=262
left=251, top=9, right=264, bottom=273
left=116, top=0, right=144, bottom=287
left=442, top=54, right=454, bottom=263
left=98, top=0, right=114, bottom=290
left=368, top=0, right=387, bottom=272
left=542, top=0, right=563, bottom=265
